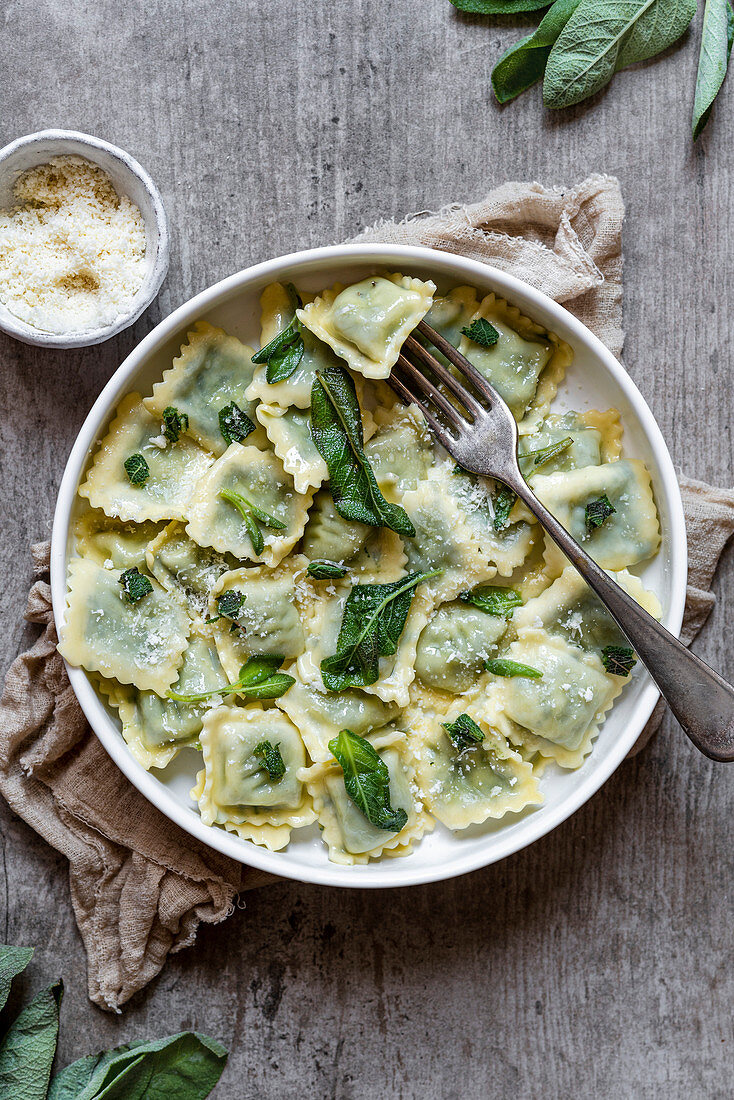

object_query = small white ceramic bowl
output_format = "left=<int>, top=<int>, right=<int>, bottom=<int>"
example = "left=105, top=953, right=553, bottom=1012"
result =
left=51, top=244, right=687, bottom=888
left=0, top=129, right=169, bottom=348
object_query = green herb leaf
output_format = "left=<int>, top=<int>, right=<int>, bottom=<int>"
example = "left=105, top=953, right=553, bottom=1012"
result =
left=460, top=585, right=523, bottom=616
left=251, top=318, right=305, bottom=384
left=693, top=0, right=734, bottom=138
left=492, top=483, right=517, bottom=531
left=328, top=729, right=408, bottom=832
left=321, top=571, right=439, bottom=691
left=161, top=405, right=189, bottom=442
left=310, top=366, right=416, bottom=537
left=48, top=1031, right=228, bottom=1100
left=519, top=435, right=574, bottom=474
left=119, top=567, right=153, bottom=604
left=461, top=318, right=500, bottom=348
left=601, top=644, right=637, bottom=676
left=219, top=488, right=285, bottom=556
left=485, top=658, right=543, bottom=678
left=0, top=945, right=34, bottom=1013
left=450, top=0, right=551, bottom=13
left=442, top=713, right=485, bottom=752
left=219, top=402, right=255, bottom=446
left=544, top=0, right=697, bottom=109
left=167, top=654, right=294, bottom=703
left=254, top=740, right=286, bottom=782
left=0, top=980, right=63, bottom=1100
left=218, top=589, right=245, bottom=620
left=492, top=0, right=583, bottom=103
left=123, top=453, right=150, bottom=486
left=585, top=493, right=616, bottom=533
left=307, top=560, right=349, bottom=580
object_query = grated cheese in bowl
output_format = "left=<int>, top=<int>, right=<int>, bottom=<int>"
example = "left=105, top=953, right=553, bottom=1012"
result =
left=0, top=155, right=147, bottom=335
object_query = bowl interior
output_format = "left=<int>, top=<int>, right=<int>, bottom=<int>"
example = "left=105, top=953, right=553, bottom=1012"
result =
left=0, top=130, right=168, bottom=345
left=51, top=245, right=686, bottom=887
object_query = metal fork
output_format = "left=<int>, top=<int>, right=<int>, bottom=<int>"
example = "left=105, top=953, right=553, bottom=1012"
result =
left=389, top=319, right=734, bottom=763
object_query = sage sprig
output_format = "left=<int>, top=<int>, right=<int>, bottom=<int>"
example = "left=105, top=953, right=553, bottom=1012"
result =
left=455, top=0, right=724, bottom=139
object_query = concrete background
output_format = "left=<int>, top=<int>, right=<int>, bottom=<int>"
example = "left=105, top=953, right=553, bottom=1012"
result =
left=1, top=1, right=732, bottom=1096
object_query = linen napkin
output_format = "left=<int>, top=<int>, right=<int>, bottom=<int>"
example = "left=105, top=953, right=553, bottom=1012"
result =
left=1, top=174, right=733, bottom=1013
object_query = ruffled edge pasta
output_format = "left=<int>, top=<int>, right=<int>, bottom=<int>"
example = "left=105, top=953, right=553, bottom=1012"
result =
left=185, top=443, right=315, bottom=567
left=79, top=393, right=213, bottom=524
left=296, top=273, right=436, bottom=379
left=478, top=631, right=625, bottom=769
left=144, top=320, right=269, bottom=454
left=460, top=293, right=573, bottom=436
left=192, top=704, right=316, bottom=851
left=407, top=699, right=543, bottom=829
left=255, top=402, right=328, bottom=494
left=58, top=557, right=190, bottom=695
left=209, top=556, right=314, bottom=680
left=299, top=728, right=434, bottom=865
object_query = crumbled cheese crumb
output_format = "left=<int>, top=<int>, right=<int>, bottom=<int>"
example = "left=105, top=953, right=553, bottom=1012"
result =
left=0, top=155, right=146, bottom=334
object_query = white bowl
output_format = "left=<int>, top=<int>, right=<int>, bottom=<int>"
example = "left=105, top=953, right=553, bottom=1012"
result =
left=0, top=129, right=169, bottom=348
left=50, top=244, right=687, bottom=888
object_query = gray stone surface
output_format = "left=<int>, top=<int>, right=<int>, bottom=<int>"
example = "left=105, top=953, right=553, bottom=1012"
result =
left=1, top=2, right=733, bottom=1096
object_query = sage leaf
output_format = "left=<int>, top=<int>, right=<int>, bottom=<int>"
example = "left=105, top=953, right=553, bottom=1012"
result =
left=693, top=0, right=734, bottom=138
left=48, top=1030, right=228, bottom=1100
left=310, top=366, right=415, bottom=537
left=168, top=654, right=294, bottom=703
left=519, top=435, right=574, bottom=473
left=585, top=493, right=616, bottom=533
left=601, top=644, right=636, bottom=676
left=0, top=945, right=33, bottom=1012
left=492, top=0, right=582, bottom=103
left=544, top=0, right=697, bottom=109
left=485, top=658, right=543, bottom=678
left=442, top=713, right=485, bottom=752
left=460, top=585, right=523, bottom=616
left=307, top=559, right=348, bottom=580
left=328, top=729, right=408, bottom=832
left=321, top=571, right=439, bottom=691
left=492, top=483, right=517, bottom=531
left=450, top=0, right=551, bottom=13
left=0, top=979, right=63, bottom=1100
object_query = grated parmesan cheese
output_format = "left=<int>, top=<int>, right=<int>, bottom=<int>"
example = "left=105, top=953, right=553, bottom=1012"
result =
left=0, top=155, right=146, bottom=334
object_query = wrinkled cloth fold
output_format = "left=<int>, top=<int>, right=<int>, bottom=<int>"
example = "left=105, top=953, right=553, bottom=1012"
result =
left=1, top=174, right=733, bottom=1011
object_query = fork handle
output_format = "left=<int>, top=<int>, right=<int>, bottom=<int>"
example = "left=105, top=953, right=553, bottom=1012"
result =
left=511, top=478, right=734, bottom=762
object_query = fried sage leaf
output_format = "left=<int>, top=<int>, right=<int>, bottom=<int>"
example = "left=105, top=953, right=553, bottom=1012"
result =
left=310, top=365, right=415, bottom=537
left=321, top=570, right=439, bottom=691
left=328, top=729, right=408, bottom=832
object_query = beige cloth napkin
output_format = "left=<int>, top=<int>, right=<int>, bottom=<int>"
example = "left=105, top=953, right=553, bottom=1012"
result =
left=2, top=174, right=733, bottom=1012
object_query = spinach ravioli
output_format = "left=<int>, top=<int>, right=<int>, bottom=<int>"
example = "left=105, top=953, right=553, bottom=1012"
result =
left=60, top=269, right=662, bottom=865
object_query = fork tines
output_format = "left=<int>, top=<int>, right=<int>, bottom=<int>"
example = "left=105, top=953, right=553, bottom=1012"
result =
left=388, top=320, right=501, bottom=445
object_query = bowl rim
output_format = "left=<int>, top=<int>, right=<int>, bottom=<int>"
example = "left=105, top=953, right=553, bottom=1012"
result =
left=0, top=128, right=169, bottom=349
left=50, top=242, right=688, bottom=888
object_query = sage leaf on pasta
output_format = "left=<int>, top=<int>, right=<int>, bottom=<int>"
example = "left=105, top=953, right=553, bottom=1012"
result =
left=328, top=729, right=408, bottom=832
left=492, top=0, right=582, bottom=103
left=693, top=0, right=734, bottom=138
left=321, top=571, right=439, bottom=691
left=310, top=365, right=415, bottom=537
left=543, top=0, right=697, bottom=109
